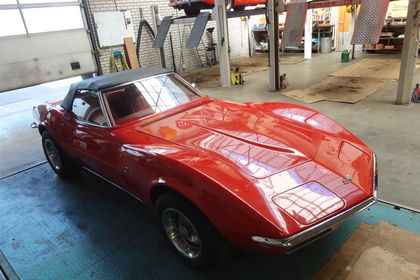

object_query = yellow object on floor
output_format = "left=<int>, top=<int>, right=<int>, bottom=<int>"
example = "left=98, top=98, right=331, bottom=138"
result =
left=181, top=54, right=304, bottom=88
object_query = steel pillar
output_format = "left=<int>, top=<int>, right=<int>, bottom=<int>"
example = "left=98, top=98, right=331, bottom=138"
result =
left=396, top=0, right=420, bottom=105
left=304, top=8, right=313, bottom=60
left=214, top=0, right=231, bottom=87
left=267, top=0, right=281, bottom=91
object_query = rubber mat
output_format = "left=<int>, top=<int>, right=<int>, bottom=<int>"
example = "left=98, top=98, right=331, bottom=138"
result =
left=351, top=0, right=390, bottom=44
left=0, top=163, right=419, bottom=280
left=281, top=0, right=308, bottom=47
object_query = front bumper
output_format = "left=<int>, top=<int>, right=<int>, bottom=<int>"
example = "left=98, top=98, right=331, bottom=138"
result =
left=252, top=196, right=377, bottom=253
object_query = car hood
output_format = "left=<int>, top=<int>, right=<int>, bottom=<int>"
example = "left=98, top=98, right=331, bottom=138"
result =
left=130, top=98, right=373, bottom=236
left=135, top=99, right=324, bottom=179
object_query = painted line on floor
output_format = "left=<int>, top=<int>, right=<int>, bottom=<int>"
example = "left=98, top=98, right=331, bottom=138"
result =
left=377, top=198, right=420, bottom=214
left=0, top=250, right=19, bottom=280
left=0, top=161, right=47, bottom=181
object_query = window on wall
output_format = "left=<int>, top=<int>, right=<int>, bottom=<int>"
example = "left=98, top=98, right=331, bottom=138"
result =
left=19, top=0, right=76, bottom=3
left=0, top=10, right=26, bottom=37
left=0, top=1, right=84, bottom=37
left=23, top=6, right=84, bottom=33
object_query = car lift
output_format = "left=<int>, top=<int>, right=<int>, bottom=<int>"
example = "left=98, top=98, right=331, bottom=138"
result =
left=152, top=0, right=388, bottom=91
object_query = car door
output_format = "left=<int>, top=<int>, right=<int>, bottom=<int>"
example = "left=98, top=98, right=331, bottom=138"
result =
left=67, top=90, right=126, bottom=187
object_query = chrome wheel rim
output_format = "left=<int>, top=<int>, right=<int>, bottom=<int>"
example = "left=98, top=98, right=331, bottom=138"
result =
left=162, top=208, right=201, bottom=259
left=44, top=139, right=61, bottom=171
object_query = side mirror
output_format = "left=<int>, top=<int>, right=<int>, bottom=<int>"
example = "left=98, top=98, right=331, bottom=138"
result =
left=191, top=83, right=198, bottom=89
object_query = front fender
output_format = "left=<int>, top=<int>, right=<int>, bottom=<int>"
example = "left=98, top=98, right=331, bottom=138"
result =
left=119, top=143, right=283, bottom=252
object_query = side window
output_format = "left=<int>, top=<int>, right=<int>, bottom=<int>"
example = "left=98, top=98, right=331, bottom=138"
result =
left=72, top=90, right=107, bottom=126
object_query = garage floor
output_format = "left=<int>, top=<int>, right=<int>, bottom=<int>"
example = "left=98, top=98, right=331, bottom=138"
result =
left=0, top=77, right=81, bottom=178
left=0, top=52, right=419, bottom=279
left=0, top=163, right=419, bottom=280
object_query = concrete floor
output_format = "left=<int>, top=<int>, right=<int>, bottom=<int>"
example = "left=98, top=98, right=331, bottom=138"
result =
left=202, top=52, right=420, bottom=210
left=0, top=77, right=81, bottom=178
left=0, top=52, right=419, bottom=210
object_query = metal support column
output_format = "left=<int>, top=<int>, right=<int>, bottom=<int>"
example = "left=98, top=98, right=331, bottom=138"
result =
left=267, top=0, right=281, bottom=91
left=214, top=0, right=231, bottom=87
left=304, top=8, right=313, bottom=60
left=151, top=6, right=166, bottom=68
left=396, top=0, right=420, bottom=105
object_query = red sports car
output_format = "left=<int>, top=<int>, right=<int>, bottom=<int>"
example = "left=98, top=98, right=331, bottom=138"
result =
left=169, top=0, right=266, bottom=16
left=33, top=68, right=377, bottom=267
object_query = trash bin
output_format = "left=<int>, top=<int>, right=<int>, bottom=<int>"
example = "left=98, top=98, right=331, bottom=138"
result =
left=320, top=37, right=332, bottom=53
left=341, top=50, right=350, bottom=63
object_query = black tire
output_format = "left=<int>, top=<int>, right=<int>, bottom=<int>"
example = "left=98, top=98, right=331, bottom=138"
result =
left=155, top=193, right=232, bottom=268
left=42, top=131, right=80, bottom=178
left=233, top=5, right=245, bottom=11
left=184, top=8, right=201, bottom=17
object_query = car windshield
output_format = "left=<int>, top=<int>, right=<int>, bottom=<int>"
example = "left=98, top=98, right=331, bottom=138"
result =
left=103, top=74, right=201, bottom=125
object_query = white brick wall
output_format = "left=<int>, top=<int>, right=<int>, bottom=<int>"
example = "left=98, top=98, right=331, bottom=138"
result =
left=85, top=0, right=250, bottom=74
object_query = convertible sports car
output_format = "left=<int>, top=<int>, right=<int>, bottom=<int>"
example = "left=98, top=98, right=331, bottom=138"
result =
left=169, top=0, right=266, bottom=16
left=33, top=68, right=377, bottom=267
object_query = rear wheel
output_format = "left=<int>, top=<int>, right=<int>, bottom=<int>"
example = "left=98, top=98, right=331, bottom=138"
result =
left=42, top=131, right=79, bottom=178
left=155, top=193, right=231, bottom=268
left=184, top=8, right=201, bottom=17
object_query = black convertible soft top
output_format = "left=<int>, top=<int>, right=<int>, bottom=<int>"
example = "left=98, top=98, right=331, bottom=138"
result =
left=61, top=67, right=171, bottom=110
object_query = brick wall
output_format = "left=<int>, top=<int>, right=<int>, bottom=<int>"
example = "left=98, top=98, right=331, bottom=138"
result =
left=85, top=0, right=250, bottom=75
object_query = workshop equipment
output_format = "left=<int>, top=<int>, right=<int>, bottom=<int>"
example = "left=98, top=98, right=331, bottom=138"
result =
left=231, top=67, right=244, bottom=85
left=341, top=50, right=350, bottom=63
left=110, top=51, right=130, bottom=72
left=205, top=28, right=218, bottom=66
left=351, top=0, right=390, bottom=45
left=280, top=74, right=288, bottom=89
left=411, top=84, right=420, bottom=103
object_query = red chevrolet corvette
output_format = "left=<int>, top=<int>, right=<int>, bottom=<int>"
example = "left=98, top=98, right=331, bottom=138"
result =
left=169, top=0, right=266, bottom=16
left=33, top=68, right=377, bottom=267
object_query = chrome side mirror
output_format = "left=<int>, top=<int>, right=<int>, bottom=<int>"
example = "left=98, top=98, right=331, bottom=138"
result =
left=191, top=83, right=198, bottom=89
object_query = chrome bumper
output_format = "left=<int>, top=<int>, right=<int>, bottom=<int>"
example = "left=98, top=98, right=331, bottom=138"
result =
left=252, top=196, right=377, bottom=253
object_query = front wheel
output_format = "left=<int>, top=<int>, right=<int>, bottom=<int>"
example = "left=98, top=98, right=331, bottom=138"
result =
left=42, top=131, right=79, bottom=178
left=155, top=193, right=231, bottom=268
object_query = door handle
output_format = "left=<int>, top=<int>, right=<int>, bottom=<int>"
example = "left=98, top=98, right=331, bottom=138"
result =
left=123, top=166, right=133, bottom=176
